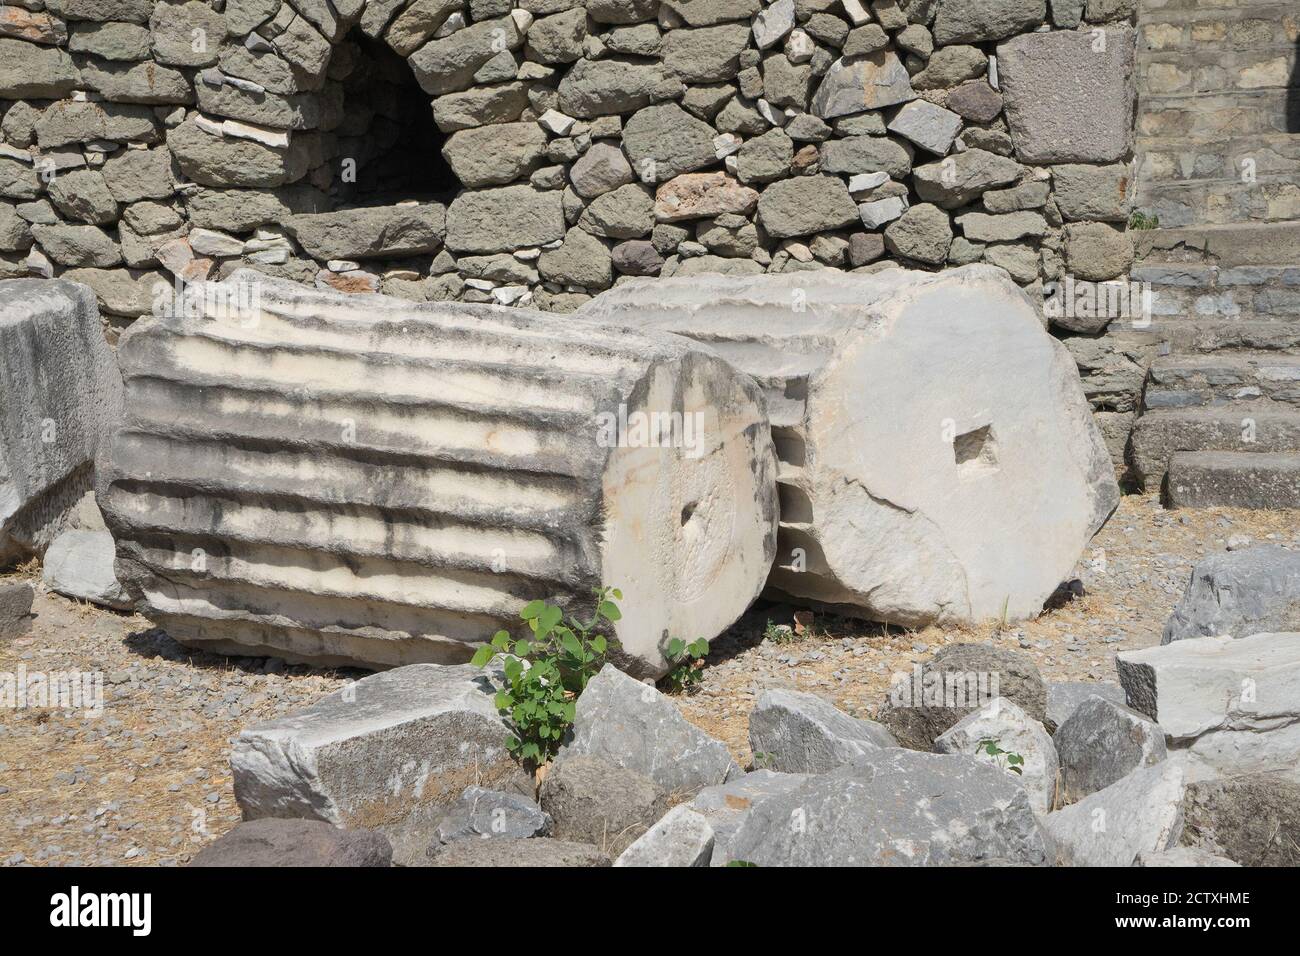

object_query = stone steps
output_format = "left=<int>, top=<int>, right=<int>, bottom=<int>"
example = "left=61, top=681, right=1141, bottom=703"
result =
left=1135, top=176, right=1300, bottom=227
left=1130, top=406, right=1300, bottom=491
left=1142, top=353, right=1300, bottom=409
left=1139, top=90, right=1300, bottom=140
left=1140, top=5, right=1299, bottom=53
left=1138, top=48, right=1300, bottom=97
left=1131, top=221, right=1300, bottom=267
left=1166, top=451, right=1300, bottom=508
left=1133, top=260, right=1300, bottom=320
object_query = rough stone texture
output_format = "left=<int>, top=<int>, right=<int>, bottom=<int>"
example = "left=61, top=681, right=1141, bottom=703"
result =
left=1053, top=695, right=1166, bottom=804
left=755, top=175, right=859, bottom=238
left=41, top=529, right=131, bottom=610
left=1162, top=546, right=1300, bottom=645
left=725, top=749, right=1053, bottom=866
left=230, top=663, right=530, bottom=867
left=283, top=205, right=447, bottom=261
left=1179, top=772, right=1300, bottom=867
left=1136, top=846, right=1240, bottom=867
left=1045, top=680, right=1126, bottom=732
left=1044, top=758, right=1188, bottom=867
left=1116, top=633, right=1300, bottom=776
left=811, top=51, right=915, bottom=120
left=101, top=274, right=778, bottom=676
left=427, top=836, right=611, bottom=866
left=877, top=643, right=1049, bottom=751
left=557, top=665, right=741, bottom=792
left=0, top=580, right=34, bottom=639
left=0, top=279, right=124, bottom=564
left=997, top=26, right=1136, bottom=164
left=933, top=0, right=1045, bottom=45
left=748, top=688, right=896, bottom=773
left=688, top=769, right=807, bottom=865
left=189, top=819, right=393, bottom=867
left=579, top=267, right=1118, bottom=628
left=934, top=696, right=1058, bottom=814
left=445, top=185, right=566, bottom=253
left=613, top=803, right=715, bottom=867
left=539, top=754, right=669, bottom=856
left=430, top=786, right=552, bottom=845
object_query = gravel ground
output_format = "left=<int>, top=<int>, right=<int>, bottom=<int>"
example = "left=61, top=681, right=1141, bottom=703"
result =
left=2, top=493, right=1298, bottom=865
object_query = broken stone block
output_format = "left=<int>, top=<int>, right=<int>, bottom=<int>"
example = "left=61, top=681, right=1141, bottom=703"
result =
left=726, top=749, right=1053, bottom=866
left=1162, top=546, right=1300, bottom=644
left=0, top=580, right=34, bottom=639
left=614, top=804, right=715, bottom=867
left=1044, top=758, right=1187, bottom=867
left=430, top=786, right=552, bottom=846
left=282, top=204, right=447, bottom=261
left=190, top=819, right=393, bottom=867
left=578, top=266, right=1118, bottom=628
left=1136, top=846, right=1240, bottom=867
left=231, top=663, right=530, bottom=867
left=1179, top=771, right=1300, bottom=867
left=42, top=529, right=131, bottom=610
left=934, top=696, right=1058, bottom=814
left=748, top=688, right=896, bottom=773
left=558, top=665, right=740, bottom=795
left=540, top=755, right=668, bottom=857
left=1117, top=633, right=1300, bottom=775
left=689, top=769, right=807, bottom=866
left=1045, top=679, right=1126, bottom=732
left=0, top=279, right=124, bottom=565
left=1052, top=695, right=1166, bottom=803
left=810, top=51, right=916, bottom=120
left=100, top=273, right=777, bottom=675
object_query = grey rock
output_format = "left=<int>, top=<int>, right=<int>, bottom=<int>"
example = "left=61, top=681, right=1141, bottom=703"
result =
left=843, top=24, right=888, bottom=57
left=1065, top=221, right=1132, bottom=281
left=913, top=148, right=1022, bottom=208
left=46, top=171, right=119, bottom=227
left=0, top=205, right=33, bottom=253
left=982, top=181, right=1050, bottom=214
left=284, top=205, right=447, bottom=261
left=1180, top=772, right=1300, bottom=867
left=59, top=267, right=166, bottom=318
left=726, top=749, right=1053, bottom=866
left=539, top=755, right=668, bottom=856
left=569, top=142, right=635, bottom=199
left=1136, top=846, right=1240, bottom=867
left=1050, top=164, right=1131, bottom=222
left=557, top=58, right=663, bottom=118
left=821, top=135, right=913, bottom=179
left=42, top=530, right=132, bottom=610
left=877, top=643, right=1048, bottom=751
left=811, top=52, right=915, bottom=120
left=946, top=80, right=1003, bottom=124
left=45, top=0, right=155, bottom=24
left=167, top=120, right=308, bottom=189
left=749, top=688, right=896, bottom=773
left=884, top=202, right=951, bottom=265
left=0, top=38, right=80, bottom=99
left=887, top=100, right=962, bottom=155
left=934, top=697, right=1059, bottom=815
left=688, top=769, right=807, bottom=865
left=407, top=16, right=522, bottom=96
left=557, top=664, right=740, bottom=795
left=0, top=581, right=34, bottom=639
left=578, top=183, right=655, bottom=239
left=1163, top=547, right=1300, bottom=645
left=539, top=225, right=613, bottom=286
left=35, top=101, right=160, bottom=149
left=663, top=0, right=761, bottom=26
left=1045, top=680, right=1126, bottom=731
left=911, top=44, right=986, bottom=90
left=432, top=83, right=531, bottom=131
left=998, top=27, right=1135, bottom=164
left=621, top=103, right=717, bottom=182
left=1044, top=758, right=1187, bottom=867
left=957, top=211, right=1047, bottom=243
left=446, top=185, right=566, bottom=253
left=933, top=0, right=1045, bottom=44
left=101, top=148, right=176, bottom=204
left=661, top=23, right=751, bottom=83
left=611, top=239, right=664, bottom=275
left=427, top=837, right=611, bottom=866
left=756, top=175, right=858, bottom=238
left=441, top=122, right=548, bottom=188
left=150, top=0, right=228, bottom=68
left=736, top=128, right=793, bottom=184
left=614, top=804, right=715, bottom=867
left=761, top=53, right=812, bottom=110
left=231, top=664, right=530, bottom=867
left=73, top=54, right=192, bottom=104
left=1054, top=696, right=1166, bottom=803
left=31, top=225, right=122, bottom=268
left=431, top=786, right=552, bottom=845
left=528, top=8, right=588, bottom=63
left=190, top=819, right=392, bottom=867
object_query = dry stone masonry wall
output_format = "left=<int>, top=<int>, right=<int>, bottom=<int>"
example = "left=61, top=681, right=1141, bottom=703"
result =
left=0, top=0, right=1139, bottom=344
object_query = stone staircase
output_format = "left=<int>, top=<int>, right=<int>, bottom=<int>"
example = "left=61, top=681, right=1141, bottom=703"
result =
left=1125, top=0, right=1300, bottom=506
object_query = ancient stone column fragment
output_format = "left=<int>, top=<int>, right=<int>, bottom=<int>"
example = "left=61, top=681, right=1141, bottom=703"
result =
left=0, top=278, right=124, bottom=564
left=100, top=272, right=777, bottom=675
left=578, top=264, right=1119, bottom=627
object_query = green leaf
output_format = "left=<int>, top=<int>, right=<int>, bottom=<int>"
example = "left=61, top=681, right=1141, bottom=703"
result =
left=611, top=588, right=623, bottom=600
left=591, top=635, right=607, bottom=654
left=470, top=646, right=495, bottom=668
left=513, top=639, right=532, bottom=658
left=535, top=604, right=563, bottom=639
left=666, top=637, right=685, bottom=658
left=688, top=638, right=710, bottom=658
left=598, top=601, right=622, bottom=622
left=560, top=631, right=582, bottom=657
left=520, top=600, right=547, bottom=620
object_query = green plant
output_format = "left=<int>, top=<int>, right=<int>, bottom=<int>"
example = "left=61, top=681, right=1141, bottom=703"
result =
left=1128, top=209, right=1159, bottom=230
left=976, top=738, right=1025, bottom=776
left=763, top=619, right=797, bottom=644
left=661, top=637, right=709, bottom=694
left=470, top=587, right=621, bottom=764
left=726, top=860, right=758, bottom=867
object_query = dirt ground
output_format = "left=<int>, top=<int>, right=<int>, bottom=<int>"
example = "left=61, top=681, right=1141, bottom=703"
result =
left=2, top=493, right=1298, bottom=865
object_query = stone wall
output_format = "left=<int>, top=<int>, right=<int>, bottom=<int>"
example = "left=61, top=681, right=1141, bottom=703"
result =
left=0, top=0, right=1141, bottom=335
